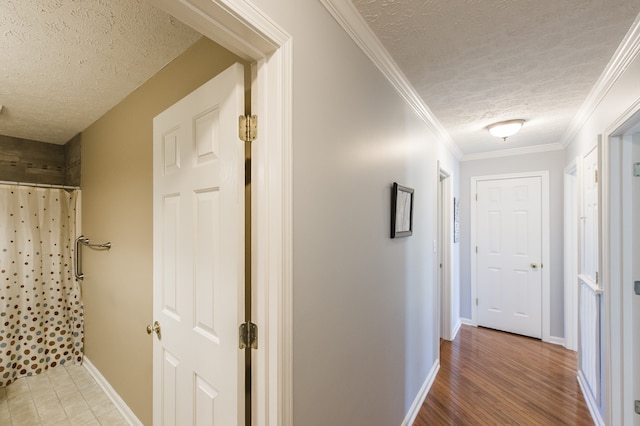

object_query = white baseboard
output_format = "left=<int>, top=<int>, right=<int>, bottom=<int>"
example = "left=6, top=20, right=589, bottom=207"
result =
left=460, top=317, right=474, bottom=326
left=577, top=371, right=604, bottom=426
left=546, top=335, right=565, bottom=346
left=451, top=318, right=462, bottom=340
left=401, top=360, right=440, bottom=426
left=83, top=357, right=143, bottom=426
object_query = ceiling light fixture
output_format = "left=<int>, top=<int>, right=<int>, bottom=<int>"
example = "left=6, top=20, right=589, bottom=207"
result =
left=487, top=119, right=525, bottom=141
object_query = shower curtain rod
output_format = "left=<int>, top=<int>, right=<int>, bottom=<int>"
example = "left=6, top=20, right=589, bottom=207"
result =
left=0, top=180, right=80, bottom=190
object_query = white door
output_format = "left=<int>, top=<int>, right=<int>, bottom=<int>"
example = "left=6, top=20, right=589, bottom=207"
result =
left=152, top=63, right=245, bottom=425
left=476, top=177, right=542, bottom=338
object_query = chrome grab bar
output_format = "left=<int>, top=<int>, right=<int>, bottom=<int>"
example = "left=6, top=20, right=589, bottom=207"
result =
left=74, top=235, right=112, bottom=280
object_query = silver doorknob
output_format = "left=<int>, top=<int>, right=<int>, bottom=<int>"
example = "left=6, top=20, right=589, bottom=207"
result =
left=146, top=321, right=161, bottom=337
left=531, top=263, right=538, bottom=269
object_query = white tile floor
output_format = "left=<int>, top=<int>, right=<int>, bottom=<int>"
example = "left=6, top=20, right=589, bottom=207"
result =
left=0, top=363, right=128, bottom=426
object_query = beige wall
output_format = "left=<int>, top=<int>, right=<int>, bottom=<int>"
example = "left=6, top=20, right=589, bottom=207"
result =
left=81, top=37, right=246, bottom=425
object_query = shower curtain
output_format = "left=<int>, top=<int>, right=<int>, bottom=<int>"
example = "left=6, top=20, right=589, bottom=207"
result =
left=0, top=185, right=83, bottom=387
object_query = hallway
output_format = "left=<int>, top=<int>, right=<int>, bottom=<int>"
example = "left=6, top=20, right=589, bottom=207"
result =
left=415, top=325, right=592, bottom=425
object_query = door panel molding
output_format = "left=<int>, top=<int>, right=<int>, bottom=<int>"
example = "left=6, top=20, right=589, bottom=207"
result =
left=470, top=171, right=551, bottom=342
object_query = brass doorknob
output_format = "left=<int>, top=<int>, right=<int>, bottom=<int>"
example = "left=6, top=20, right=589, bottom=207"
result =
left=531, top=263, right=538, bottom=269
left=146, top=321, right=161, bottom=337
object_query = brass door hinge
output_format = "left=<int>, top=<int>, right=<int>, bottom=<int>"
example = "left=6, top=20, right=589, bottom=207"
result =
left=239, top=115, right=257, bottom=142
left=239, top=321, right=258, bottom=349
left=594, top=169, right=598, bottom=184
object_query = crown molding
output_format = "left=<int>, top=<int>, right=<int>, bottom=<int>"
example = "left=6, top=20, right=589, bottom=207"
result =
left=560, top=14, right=640, bottom=148
left=461, top=143, right=563, bottom=162
left=320, top=0, right=463, bottom=160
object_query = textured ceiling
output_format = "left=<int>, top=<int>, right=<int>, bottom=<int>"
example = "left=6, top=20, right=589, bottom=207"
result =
left=353, top=0, right=640, bottom=156
left=0, top=0, right=200, bottom=144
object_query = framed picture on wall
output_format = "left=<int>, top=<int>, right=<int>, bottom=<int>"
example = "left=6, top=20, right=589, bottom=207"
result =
left=391, top=182, right=414, bottom=238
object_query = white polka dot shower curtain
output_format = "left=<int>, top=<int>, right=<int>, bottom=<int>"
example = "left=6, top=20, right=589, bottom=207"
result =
left=0, top=185, right=83, bottom=387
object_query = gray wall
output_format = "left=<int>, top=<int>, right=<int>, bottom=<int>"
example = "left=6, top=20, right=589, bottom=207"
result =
left=459, top=150, right=566, bottom=338
left=252, top=0, right=459, bottom=423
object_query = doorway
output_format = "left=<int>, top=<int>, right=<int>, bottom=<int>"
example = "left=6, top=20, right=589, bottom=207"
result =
left=564, top=161, right=578, bottom=351
left=148, top=1, right=293, bottom=424
left=437, top=164, right=454, bottom=341
left=603, top=103, right=640, bottom=425
left=470, top=171, right=551, bottom=341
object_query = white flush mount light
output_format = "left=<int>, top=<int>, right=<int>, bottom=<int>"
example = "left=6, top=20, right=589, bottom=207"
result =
left=487, top=119, right=525, bottom=141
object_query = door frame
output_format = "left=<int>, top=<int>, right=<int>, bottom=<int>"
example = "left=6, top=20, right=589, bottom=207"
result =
left=437, top=163, right=455, bottom=341
left=470, top=171, right=551, bottom=342
left=601, top=96, right=640, bottom=426
left=149, top=1, right=293, bottom=425
left=563, top=159, right=579, bottom=351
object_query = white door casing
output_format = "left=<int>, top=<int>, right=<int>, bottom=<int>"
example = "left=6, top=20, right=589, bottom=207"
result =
left=147, top=2, right=294, bottom=425
left=472, top=173, right=549, bottom=339
left=632, top=132, right=640, bottom=426
left=152, top=63, right=245, bottom=425
left=564, top=160, right=579, bottom=352
left=437, top=164, right=453, bottom=341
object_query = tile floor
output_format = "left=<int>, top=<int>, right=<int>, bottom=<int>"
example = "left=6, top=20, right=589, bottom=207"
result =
left=0, top=363, right=128, bottom=426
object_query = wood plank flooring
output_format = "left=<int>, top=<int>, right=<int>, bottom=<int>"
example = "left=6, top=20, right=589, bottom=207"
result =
left=415, top=325, right=593, bottom=425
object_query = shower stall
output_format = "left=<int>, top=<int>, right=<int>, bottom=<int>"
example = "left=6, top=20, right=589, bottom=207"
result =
left=0, top=183, right=84, bottom=387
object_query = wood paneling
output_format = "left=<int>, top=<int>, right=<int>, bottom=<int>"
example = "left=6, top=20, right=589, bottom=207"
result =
left=415, top=325, right=592, bottom=425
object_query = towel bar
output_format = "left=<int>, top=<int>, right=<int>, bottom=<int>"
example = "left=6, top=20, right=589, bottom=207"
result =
left=74, top=235, right=112, bottom=280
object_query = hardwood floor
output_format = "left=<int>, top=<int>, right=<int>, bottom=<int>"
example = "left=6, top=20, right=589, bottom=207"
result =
left=415, top=325, right=593, bottom=425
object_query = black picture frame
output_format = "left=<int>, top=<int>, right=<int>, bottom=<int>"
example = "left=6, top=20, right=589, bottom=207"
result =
left=391, top=182, right=414, bottom=238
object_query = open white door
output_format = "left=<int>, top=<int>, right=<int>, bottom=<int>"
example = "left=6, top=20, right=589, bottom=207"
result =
left=476, top=176, right=542, bottom=338
left=152, top=63, right=245, bottom=425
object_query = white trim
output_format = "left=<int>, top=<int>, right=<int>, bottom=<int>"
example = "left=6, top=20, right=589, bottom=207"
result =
left=82, top=357, right=143, bottom=426
left=560, top=14, right=640, bottom=148
left=470, top=171, right=552, bottom=342
left=437, top=163, right=454, bottom=341
left=148, top=2, right=293, bottom=424
left=461, top=143, right=563, bottom=162
left=319, top=0, right=462, bottom=160
left=401, top=360, right=440, bottom=426
left=578, top=372, right=605, bottom=426
left=563, top=159, right=578, bottom=352
left=601, top=99, right=640, bottom=426
left=546, top=336, right=565, bottom=346
left=451, top=318, right=463, bottom=340
left=460, top=317, right=474, bottom=326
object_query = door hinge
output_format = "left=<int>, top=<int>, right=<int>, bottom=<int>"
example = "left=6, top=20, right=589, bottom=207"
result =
left=594, top=169, right=598, bottom=184
left=596, top=271, right=599, bottom=284
left=635, top=400, right=640, bottom=414
left=475, top=246, right=478, bottom=254
left=476, top=298, right=478, bottom=306
left=475, top=193, right=478, bottom=201
left=239, top=115, right=258, bottom=142
left=239, top=321, right=258, bottom=349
